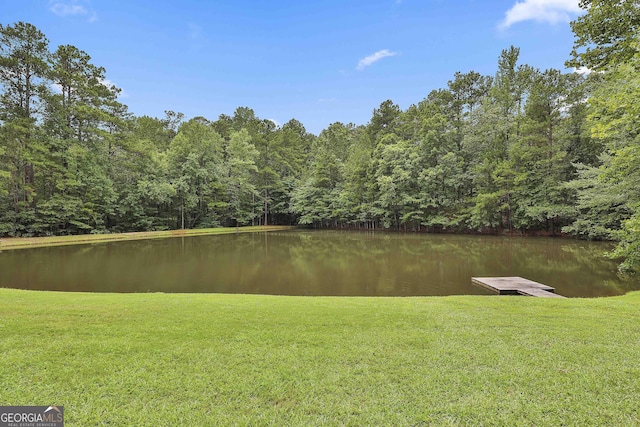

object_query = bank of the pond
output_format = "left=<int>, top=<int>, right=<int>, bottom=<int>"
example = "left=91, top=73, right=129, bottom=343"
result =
left=1, top=290, right=639, bottom=425
left=0, top=225, right=295, bottom=251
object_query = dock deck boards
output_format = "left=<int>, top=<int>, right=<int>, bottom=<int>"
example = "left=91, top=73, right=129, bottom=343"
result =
left=517, top=287, right=566, bottom=298
left=472, top=276, right=566, bottom=298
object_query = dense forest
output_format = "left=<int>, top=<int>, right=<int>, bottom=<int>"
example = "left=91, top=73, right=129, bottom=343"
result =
left=1, top=1, right=639, bottom=271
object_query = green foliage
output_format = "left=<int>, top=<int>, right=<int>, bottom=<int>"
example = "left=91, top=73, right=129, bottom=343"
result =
left=226, top=129, right=259, bottom=225
left=290, top=125, right=348, bottom=227
left=563, top=162, right=628, bottom=240
left=569, top=0, right=640, bottom=70
left=567, top=14, right=640, bottom=271
left=611, top=212, right=640, bottom=272
left=168, top=118, right=225, bottom=229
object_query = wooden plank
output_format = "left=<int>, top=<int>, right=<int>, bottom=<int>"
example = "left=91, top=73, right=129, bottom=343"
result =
left=517, top=287, right=566, bottom=298
left=472, top=276, right=565, bottom=298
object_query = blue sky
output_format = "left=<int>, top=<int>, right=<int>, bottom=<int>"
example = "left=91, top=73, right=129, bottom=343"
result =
left=3, top=0, right=584, bottom=134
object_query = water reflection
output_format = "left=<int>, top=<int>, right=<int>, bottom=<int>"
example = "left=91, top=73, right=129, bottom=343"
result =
left=0, top=231, right=637, bottom=297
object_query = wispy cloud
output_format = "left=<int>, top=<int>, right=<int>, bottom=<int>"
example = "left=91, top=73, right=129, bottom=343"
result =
left=267, top=118, right=281, bottom=128
left=49, top=0, right=97, bottom=23
left=357, top=49, right=398, bottom=71
left=188, top=22, right=202, bottom=40
left=499, top=0, right=582, bottom=30
left=573, top=66, right=592, bottom=76
left=101, top=78, right=128, bottom=99
left=52, top=79, right=127, bottom=99
left=187, top=22, right=205, bottom=51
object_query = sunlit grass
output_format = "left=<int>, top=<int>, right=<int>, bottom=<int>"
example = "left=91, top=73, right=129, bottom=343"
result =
left=1, top=290, right=639, bottom=425
left=0, top=225, right=294, bottom=251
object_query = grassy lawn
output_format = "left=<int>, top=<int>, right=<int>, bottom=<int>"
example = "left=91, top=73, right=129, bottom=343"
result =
left=1, top=290, right=639, bottom=425
left=0, top=225, right=294, bottom=251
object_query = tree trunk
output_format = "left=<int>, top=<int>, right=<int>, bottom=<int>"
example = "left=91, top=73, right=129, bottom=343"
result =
left=263, top=188, right=268, bottom=226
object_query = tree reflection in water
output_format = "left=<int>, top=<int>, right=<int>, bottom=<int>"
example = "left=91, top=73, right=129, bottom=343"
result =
left=0, top=231, right=637, bottom=297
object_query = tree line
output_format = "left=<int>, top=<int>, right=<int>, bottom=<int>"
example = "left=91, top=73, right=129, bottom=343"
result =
left=1, top=1, right=639, bottom=271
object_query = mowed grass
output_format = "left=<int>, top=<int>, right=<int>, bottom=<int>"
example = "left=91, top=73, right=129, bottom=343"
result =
left=0, top=225, right=294, bottom=251
left=1, top=290, right=639, bottom=426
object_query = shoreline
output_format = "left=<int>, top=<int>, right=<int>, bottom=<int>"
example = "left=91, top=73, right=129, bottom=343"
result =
left=0, top=225, right=296, bottom=251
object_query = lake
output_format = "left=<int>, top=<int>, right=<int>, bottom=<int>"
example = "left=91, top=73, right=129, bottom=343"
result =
left=0, top=230, right=637, bottom=297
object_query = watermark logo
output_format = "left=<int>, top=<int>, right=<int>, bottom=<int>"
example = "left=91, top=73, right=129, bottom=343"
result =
left=0, top=406, right=64, bottom=427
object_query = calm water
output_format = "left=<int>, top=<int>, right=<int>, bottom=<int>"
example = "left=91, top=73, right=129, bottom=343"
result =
left=0, top=231, right=638, bottom=297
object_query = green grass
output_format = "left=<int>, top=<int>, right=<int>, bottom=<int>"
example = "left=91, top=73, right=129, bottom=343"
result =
left=1, top=290, right=639, bottom=425
left=0, top=225, right=295, bottom=251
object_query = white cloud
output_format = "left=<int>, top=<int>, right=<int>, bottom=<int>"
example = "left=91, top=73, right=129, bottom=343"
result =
left=187, top=22, right=206, bottom=51
left=50, top=2, right=86, bottom=16
left=267, top=119, right=281, bottom=128
left=499, top=0, right=582, bottom=30
left=101, top=78, right=128, bottom=99
left=49, top=0, right=97, bottom=22
left=573, top=66, right=592, bottom=76
left=188, top=22, right=202, bottom=40
left=51, top=79, right=128, bottom=99
left=357, top=49, right=398, bottom=71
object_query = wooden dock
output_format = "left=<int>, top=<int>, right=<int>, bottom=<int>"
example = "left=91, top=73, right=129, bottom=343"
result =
left=472, top=277, right=566, bottom=298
